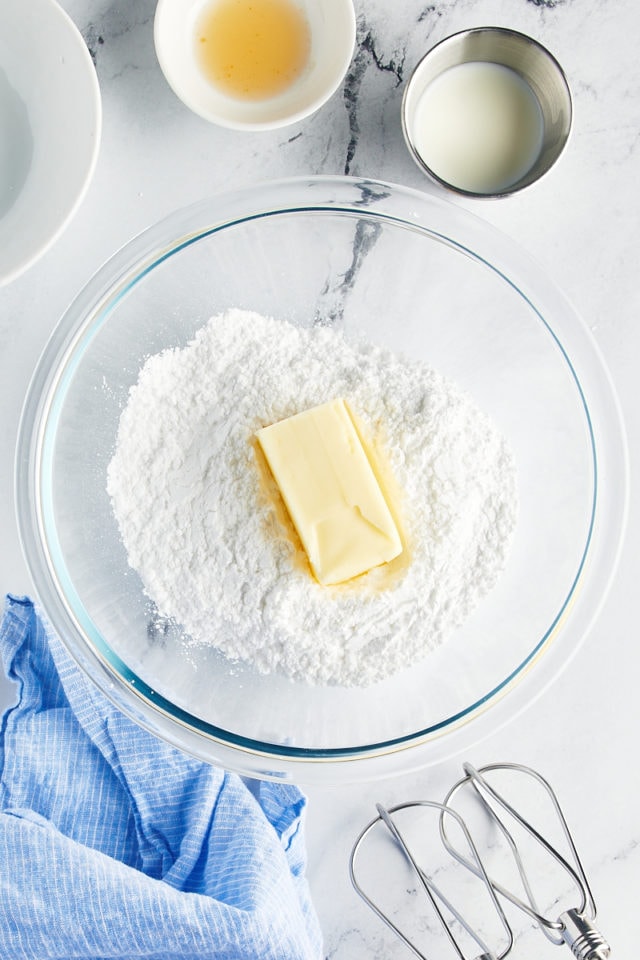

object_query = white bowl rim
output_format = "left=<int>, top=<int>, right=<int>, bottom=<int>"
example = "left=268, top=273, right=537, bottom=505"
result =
left=153, top=0, right=356, bottom=130
left=0, top=0, right=102, bottom=286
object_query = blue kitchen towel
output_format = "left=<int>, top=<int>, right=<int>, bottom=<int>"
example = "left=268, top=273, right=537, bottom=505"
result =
left=0, top=595, right=323, bottom=960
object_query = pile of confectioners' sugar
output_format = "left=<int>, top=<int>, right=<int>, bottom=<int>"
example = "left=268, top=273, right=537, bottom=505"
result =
left=107, top=309, right=518, bottom=687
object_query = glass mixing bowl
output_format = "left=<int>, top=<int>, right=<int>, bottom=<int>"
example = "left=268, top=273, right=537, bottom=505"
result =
left=16, top=177, right=628, bottom=782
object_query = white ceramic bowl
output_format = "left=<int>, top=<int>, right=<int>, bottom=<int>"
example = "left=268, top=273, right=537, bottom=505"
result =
left=154, top=0, right=356, bottom=130
left=0, top=0, right=102, bottom=285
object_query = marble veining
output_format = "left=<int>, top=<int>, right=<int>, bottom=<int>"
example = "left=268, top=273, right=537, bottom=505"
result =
left=343, top=21, right=407, bottom=174
left=82, top=22, right=104, bottom=65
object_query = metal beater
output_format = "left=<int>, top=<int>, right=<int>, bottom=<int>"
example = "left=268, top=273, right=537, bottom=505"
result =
left=441, top=763, right=610, bottom=960
left=350, top=762, right=610, bottom=960
left=350, top=799, right=514, bottom=960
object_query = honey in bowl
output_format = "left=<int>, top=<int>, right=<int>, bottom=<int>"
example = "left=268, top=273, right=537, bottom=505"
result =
left=194, top=0, right=311, bottom=101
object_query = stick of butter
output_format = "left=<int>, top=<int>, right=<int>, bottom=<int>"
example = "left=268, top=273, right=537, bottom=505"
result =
left=256, top=399, right=402, bottom=585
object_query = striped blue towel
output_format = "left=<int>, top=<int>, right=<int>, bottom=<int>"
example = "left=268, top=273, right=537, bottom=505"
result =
left=0, top=596, right=323, bottom=959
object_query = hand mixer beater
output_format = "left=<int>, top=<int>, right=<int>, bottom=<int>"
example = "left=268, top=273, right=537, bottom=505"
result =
left=350, top=762, right=610, bottom=960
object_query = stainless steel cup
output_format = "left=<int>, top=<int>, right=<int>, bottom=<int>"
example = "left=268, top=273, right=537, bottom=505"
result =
left=402, top=27, right=573, bottom=198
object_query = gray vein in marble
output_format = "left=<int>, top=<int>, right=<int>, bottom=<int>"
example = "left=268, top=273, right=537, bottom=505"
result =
left=610, top=836, right=638, bottom=864
left=313, top=219, right=381, bottom=326
left=351, top=180, right=393, bottom=206
left=324, top=925, right=392, bottom=960
left=341, top=219, right=382, bottom=288
left=83, top=22, right=104, bottom=65
left=317, top=133, right=336, bottom=171
left=417, top=5, right=442, bottom=24
left=79, top=3, right=156, bottom=83
left=313, top=178, right=396, bottom=325
left=342, top=20, right=406, bottom=176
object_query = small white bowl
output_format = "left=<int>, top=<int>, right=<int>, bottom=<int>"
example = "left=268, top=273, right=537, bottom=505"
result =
left=154, top=0, right=356, bottom=130
left=0, top=0, right=102, bottom=286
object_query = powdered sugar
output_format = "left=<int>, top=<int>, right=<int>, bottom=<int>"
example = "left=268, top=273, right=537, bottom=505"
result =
left=107, top=310, right=518, bottom=687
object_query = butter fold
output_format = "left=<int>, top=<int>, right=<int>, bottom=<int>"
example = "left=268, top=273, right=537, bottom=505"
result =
left=256, top=399, right=402, bottom=585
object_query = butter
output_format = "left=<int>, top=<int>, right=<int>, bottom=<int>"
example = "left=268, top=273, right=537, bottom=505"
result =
left=256, top=399, right=402, bottom=585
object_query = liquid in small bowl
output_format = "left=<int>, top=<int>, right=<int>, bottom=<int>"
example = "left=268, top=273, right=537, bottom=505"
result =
left=194, top=0, right=311, bottom=101
left=154, top=0, right=356, bottom=130
left=411, top=61, right=544, bottom=196
left=402, top=27, right=573, bottom=198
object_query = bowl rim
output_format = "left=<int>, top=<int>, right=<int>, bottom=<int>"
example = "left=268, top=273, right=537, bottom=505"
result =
left=15, top=175, right=629, bottom=782
left=0, top=0, right=102, bottom=285
left=153, top=0, right=357, bottom=131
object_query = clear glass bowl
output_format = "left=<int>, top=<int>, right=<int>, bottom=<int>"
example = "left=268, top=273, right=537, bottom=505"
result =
left=16, top=177, right=628, bottom=782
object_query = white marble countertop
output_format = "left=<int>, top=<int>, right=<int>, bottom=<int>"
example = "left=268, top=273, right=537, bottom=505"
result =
left=1, top=0, right=638, bottom=956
